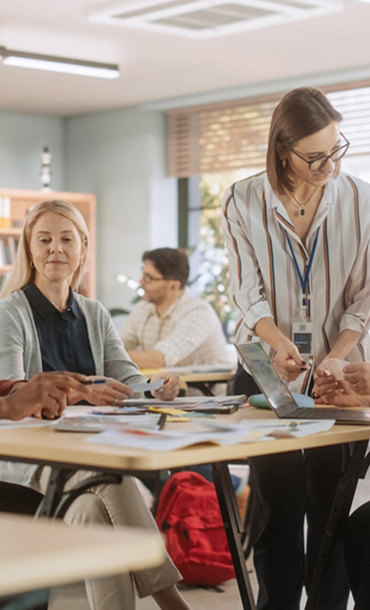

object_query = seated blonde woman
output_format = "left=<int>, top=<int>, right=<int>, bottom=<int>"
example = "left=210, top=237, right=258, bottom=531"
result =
left=0, top=199, right=191, bottom=610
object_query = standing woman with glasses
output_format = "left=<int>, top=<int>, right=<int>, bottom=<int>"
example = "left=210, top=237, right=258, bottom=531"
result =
left=222, top=87, right=370, bottom=610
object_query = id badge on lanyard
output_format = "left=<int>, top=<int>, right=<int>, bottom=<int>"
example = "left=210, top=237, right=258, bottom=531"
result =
left=286, top=228, right=320, bottom=363
left=292, top=318, right=313, bottom=362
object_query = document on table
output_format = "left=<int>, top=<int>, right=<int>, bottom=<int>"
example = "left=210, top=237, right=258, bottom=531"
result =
left=0, top=419, right=52, bottom=429
left=85, top=419, right=335, bottom=451
left=51, top=412, right=164, bottom=433
left=130, top=379, right=164, bottom=393
left=121, top=395, right=246, bottom=407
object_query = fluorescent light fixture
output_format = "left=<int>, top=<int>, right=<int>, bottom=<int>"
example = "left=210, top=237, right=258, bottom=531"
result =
left=0, top=46, right=119, bottom=79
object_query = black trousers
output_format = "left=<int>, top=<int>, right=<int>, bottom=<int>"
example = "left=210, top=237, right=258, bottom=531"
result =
left=234, top=364, right=349, bottom=610
left=344, top=501, right=370, bottom=610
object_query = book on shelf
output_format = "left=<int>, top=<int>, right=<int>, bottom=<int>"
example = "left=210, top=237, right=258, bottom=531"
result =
left=0, top=239, right=5, bottom=267
left=3, top=240, right=12, bottom=265
left=7, top=236, right=17, bottom=263
left=0, top=236, right=18, bottom=266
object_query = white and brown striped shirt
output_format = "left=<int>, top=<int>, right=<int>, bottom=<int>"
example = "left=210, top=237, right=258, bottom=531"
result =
left=222, top=171, right=370, bottom=376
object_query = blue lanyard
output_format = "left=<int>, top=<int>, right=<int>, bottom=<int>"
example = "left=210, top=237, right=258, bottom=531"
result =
left=285, top=228, right=320, bottom=310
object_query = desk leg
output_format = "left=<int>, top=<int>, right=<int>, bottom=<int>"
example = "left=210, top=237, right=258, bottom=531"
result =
left=305, top=440, right=368, bottom=610
left=212, top=461, right=256, bottom=610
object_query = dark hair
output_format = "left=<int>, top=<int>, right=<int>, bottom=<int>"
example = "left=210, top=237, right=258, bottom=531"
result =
left=267, top=87, right=343, bottom=196
left=142, top=247, right=189, bottom=289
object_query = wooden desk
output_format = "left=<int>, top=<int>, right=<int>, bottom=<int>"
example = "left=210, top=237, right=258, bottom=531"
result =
left=0, top=407, right=369, bottom=610
left=0, top=407, right=369, bottom=472
left=0, top=513, right=164, bottom=598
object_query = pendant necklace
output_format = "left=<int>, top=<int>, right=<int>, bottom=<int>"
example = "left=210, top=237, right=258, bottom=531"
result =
left=290, top=186, right=319, bottom=216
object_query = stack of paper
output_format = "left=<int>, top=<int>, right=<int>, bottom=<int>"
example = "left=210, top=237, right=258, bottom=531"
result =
left=51, top=412, right=164, bottom=433
left=121, top=395, right=246, bottom=408
left=85, top=419, right=335, bottom=451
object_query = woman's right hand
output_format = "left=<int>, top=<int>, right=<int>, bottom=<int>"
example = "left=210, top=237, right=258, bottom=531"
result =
left=68, top=376, right=134, bottom=406
left=273, top=340, right=307, bottom=382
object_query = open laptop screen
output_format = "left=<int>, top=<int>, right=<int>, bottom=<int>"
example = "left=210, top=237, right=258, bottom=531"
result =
left=236, top=342, right=295, bottom=410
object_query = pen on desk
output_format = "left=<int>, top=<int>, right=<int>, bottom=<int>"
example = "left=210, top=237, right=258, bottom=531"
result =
left=81, top=379, right=107, bottom=385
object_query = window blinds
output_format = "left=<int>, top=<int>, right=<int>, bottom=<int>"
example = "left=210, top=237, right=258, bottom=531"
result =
left=167, top=82, right=370, bottom=177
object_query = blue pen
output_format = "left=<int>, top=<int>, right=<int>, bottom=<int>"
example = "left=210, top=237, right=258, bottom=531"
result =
left=81, top=379, right=107, bottom=385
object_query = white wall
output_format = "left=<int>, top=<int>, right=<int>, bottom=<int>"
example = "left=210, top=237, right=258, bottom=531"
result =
left=0, top=106, right=177, bottom=311
left=64, top=105, right=177, bottom=311
left=0, top=112, right=65, bottom=190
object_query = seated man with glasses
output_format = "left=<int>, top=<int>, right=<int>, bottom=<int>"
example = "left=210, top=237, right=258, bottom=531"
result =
left=119, top=247, right=229, bottom=369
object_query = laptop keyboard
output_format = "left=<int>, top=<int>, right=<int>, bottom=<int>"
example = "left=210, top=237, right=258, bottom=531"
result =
left=292, top=407, right=370, bottom=422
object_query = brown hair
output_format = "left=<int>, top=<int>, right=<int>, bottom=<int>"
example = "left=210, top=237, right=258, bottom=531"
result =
left=266, top=87, right=343, bottom=197
left=142, top=247, right=189, bottom=289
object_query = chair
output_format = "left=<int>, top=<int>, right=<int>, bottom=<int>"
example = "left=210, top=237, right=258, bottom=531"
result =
left=108, top=307, right=130, bottom=332
left=0, top=590, right=49, bottom=610
left=0, top=482, right=43, bottom=515
left=0, top=484, right=47, bottom=610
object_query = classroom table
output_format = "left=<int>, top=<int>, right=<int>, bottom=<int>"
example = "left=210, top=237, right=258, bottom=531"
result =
left=0, top=513, right=165, bottom=598
left=0, top=406, right=369, bottom=610
left=141, top=367, right=235, bottom=395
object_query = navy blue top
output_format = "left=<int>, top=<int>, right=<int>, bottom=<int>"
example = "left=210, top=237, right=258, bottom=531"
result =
left=23, top=284, right=96, bottom=376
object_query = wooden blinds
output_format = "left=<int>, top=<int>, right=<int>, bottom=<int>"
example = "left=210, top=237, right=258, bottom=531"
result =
left=167, top=82, right=370, bottom=177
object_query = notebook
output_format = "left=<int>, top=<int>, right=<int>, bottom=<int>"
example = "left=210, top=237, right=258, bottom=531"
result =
left=235, top=342, right=370, bottom=425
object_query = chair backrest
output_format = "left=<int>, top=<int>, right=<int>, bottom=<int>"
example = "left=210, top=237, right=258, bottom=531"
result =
left=0, top=482, right=43, bottom=515
left=108, top=307, right=130, bottom=332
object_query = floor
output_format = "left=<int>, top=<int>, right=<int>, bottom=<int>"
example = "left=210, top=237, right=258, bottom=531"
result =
left=48, top=468, right=370, bottom=610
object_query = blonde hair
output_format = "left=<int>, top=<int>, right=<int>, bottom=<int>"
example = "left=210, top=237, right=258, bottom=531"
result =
left=0, top=200, right=90, bottom=299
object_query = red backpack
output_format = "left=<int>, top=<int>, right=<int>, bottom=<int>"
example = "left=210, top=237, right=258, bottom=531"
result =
left=155, top=471, right=235, bottom=585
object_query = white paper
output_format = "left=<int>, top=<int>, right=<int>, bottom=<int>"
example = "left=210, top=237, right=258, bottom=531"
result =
left=129, top=379, right=164, bottom=393
left=85, top=426, right=272, bottom=451
left=0, top=418, right=52, bottom=429
left=85, top=418, right=335, bottom=451
left=319, top=358, right=347, bottom=380
left=267, top=419, right=335, bottom=438
left=51, top=412, right=163, bottom=433
left=196, top=418, right=335, bottom=437
left=121, top=395, right=246, bottom=407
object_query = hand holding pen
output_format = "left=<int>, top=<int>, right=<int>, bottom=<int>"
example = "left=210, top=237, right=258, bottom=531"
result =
left=67, top=376, right=134, bottom=406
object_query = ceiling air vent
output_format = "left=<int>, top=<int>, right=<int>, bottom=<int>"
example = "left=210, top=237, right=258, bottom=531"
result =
left=90, top=0, right=343, bottom=38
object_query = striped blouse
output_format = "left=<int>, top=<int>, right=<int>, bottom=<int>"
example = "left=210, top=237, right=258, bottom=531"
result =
left=222, top=171, right=370, bottom=379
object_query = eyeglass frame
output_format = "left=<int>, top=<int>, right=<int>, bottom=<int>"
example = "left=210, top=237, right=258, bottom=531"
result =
left=286, top=132, right=350, bottom=172
left=140, top=269, right=177, bottom=283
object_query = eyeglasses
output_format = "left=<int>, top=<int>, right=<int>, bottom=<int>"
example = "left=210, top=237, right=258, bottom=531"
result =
left=141, top=269, right=174, bottom=283
left=288, top=132, right=350, bottom=172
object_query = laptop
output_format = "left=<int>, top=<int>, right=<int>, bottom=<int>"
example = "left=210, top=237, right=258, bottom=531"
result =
left=236, top=342, right=370, bottom=425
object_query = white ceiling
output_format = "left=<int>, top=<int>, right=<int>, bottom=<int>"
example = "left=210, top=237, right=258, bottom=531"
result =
left=0, top=0, right=369, bottom=116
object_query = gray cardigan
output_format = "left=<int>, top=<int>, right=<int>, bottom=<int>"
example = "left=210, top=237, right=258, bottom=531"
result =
left=0, top=290, right=147, bottom=488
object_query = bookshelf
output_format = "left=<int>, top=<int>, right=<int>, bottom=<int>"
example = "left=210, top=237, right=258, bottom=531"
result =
left=0, top=189, right=96, bottom=298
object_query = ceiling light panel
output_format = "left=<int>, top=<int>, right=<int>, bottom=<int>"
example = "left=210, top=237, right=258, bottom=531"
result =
left=90, top=0, right=343, bottom=38
left=0, top=47, right=120, bottom=79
